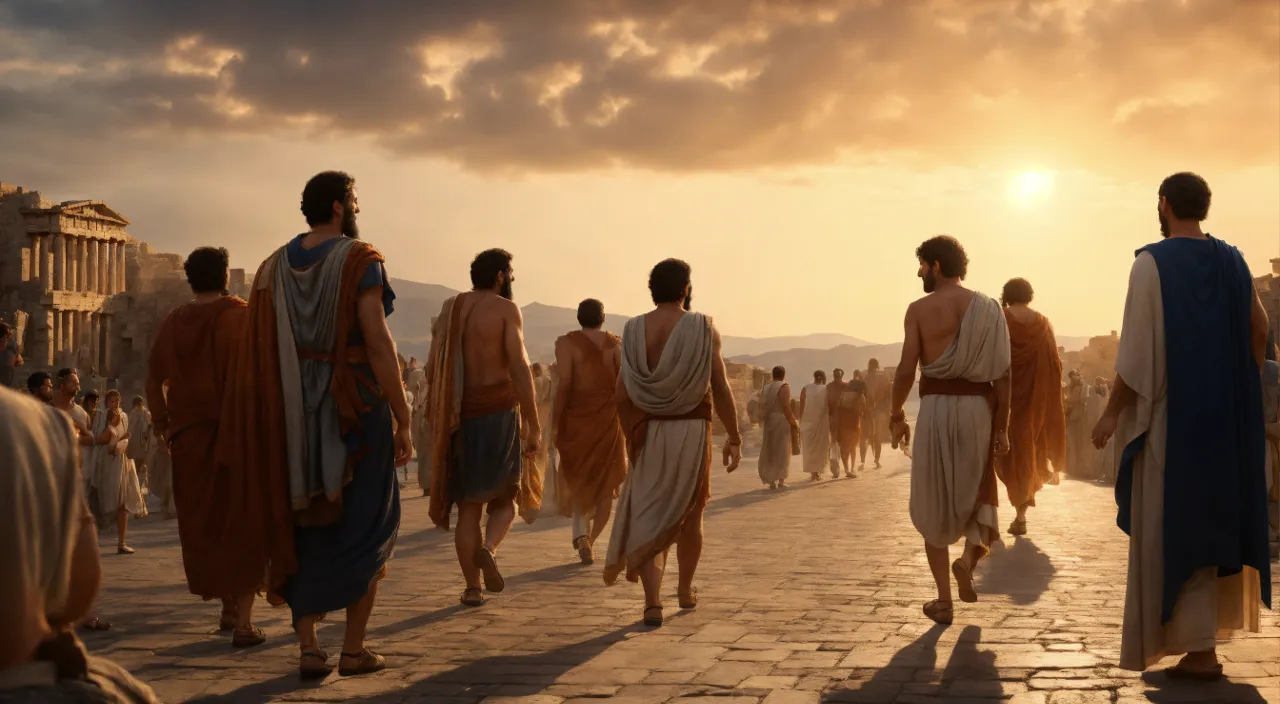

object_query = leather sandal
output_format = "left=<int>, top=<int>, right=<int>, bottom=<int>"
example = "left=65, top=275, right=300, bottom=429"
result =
left=460, top=587, right=485, bottom=607
left=298, top=650, right=332, bottom=680
left=643, top=605, right=663, bottom=627
left=952, top=558, right=978, bottom=603
left=338, top=648, right=386, bottom=677
left=575, top=536, right=594, bottom=566
left=1166, top=658, right=1223, bottom=681
left=1008, top=518, right=1027, bottom=536
left=231, top=625, right=266, bottom=648
left=678, top=586, right=698, bottom=610
left=923, top=599, right=953, bottom=625
left=475, top=546, right=505, bottom=593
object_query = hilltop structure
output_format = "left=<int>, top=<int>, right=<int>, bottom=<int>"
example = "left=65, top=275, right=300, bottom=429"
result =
left=1, top=182, right=249, bottom=396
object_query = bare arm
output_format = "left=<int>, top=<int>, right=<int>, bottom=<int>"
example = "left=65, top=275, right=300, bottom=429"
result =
left=890, top=303, right=922, bottom=418
left=1250, top=284, right=1269, bottom=370
left=1103, top=375, right=1138, bottom=418
left=358, top=288, right=411, bottom=430
left=552, top=338, right=574, bottom=440
left=505, top=304, right=540, bottom=440
left=779, top=383, right=798, bottom=427
left=993, top=369, right=1011, bottom=434
left=710, top=327, right=740, bottom=441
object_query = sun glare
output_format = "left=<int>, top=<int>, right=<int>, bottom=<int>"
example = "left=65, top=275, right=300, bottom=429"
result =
left=1007, top=171, right=1055, bottom=208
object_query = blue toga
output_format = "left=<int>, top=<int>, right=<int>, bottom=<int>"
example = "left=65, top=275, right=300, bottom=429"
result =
left=1115, top=235, right=1271, bottom=623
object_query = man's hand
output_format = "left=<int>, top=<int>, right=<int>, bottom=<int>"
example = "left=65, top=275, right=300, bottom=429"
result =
left=1091, top=411, right=1118, bottom=449
left=393, top=425, right=413, bottom=467
left=994, top=429, right=1010, bottom=456
left=890, top=420, right=911, bottom=450
left=723, top=442, right=741, bottom=473
left=523, top=421, right=542, bottom=456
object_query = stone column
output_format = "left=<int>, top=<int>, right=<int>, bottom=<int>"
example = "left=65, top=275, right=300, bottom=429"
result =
left=116, top=243, right=127, bottom=292
left=106, top=242, right=117, bottom=295
left=66, top=238, right=76, bottom=292
left=73, top=238, right=84, bottom=292
left=87, top=240, right=98, bottom=293
left=53, top=234, right=65, bottom=290
left=29, top=235, right=41, bottom=283
left=98, top=240, right=107, bottom=294
left=41, top=236, right=53, bottom=293
left=78, top=238, right=88, bottom=292
left=100, top=314, right=112, bottom=375
left=89, top=312, right=100, bottom=372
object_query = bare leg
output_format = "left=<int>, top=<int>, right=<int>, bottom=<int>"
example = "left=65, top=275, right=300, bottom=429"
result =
left=676, top=504, right=705, bottom=600
left=588, top=498, right=612, bottom=546
left=484, top=497, right=516, bottom=552
left=295, top=614, right=323, bottom=653
left=454, top=502, right=484, bottom=589
left=341, top=582, right=378, bottom=654
left=115, top=508, right=130, bottom=551
left=924, top=542, right=953, bottom=603
left=638, top=552, right=666, bottom=608
left=234, top=592, right=257, bottom=631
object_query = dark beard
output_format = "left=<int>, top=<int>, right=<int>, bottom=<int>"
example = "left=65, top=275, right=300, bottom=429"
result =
left=499, top=279, right=513, bottom=301
left=1158, top=210, right=1170, bottom=238
left=342, top=209, right=360, bottom=239
left=683, top=292, right=692, bottom=311
left=922, top=270, right=937, bottom=293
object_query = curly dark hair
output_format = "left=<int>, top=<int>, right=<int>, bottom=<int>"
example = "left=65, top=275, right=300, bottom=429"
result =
left=1158, top=172, right=1211, bottom=221
left=184, top=247, right=229, bottom=294
left=648, top=259, right=692, bottom=305
left=577, top=298, right=605, bottom=329
left=301, top=171, right=356, bottom=226
left=1001, top=278, right=1034, bottom=306
left=470, top=249, right=513, bottom=290
left=915, top=235, right=969, bottom=279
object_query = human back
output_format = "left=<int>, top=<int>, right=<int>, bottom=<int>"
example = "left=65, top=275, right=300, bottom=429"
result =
left=914, top=285, right=977, bottom=367
left=459, top=292, right=518, bottom=389
left=642, top=306, right=687, bottom=373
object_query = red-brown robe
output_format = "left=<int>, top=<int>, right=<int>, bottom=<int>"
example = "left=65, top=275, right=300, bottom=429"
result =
left=996, top=310, right=1067, bottom=508
left=146, top=296, right=256, bottom=600
left=554, top=331, right=628, bottom=516
left=216, top=240, right=386, bottom=592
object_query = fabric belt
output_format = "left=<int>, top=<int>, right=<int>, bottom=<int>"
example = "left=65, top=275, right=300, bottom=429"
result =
left=462, top=381, right=519, bottom=419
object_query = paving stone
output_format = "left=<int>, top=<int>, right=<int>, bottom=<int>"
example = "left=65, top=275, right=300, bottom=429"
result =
left=79, top=456, right=1277, bottom=704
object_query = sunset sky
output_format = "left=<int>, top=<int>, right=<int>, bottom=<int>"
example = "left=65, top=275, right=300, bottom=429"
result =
left=2, top=0, right=1277, bottom=343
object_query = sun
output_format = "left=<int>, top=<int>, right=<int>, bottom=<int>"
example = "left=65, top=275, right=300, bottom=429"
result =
left=1007, top=171, right=1055, bottom=208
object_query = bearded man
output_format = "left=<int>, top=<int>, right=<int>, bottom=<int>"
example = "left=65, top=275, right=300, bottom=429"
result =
left=427, top=248, right=542, bottom=608
left=605, top=259, right=742, bottom=626
left=221, top=171, right=410, bottom=678
left=995, top=278, right=1066, bottom=536
left=1091, top=172, right=1270, bottom=678
left=890, top=235, right=1011, bottom=626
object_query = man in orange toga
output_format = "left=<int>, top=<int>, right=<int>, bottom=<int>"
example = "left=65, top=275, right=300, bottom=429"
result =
left=146, top=247, right=264, bottom=647
left=553, top=298, right=628, bottom=565
left=995, top=278, right=1066, bottom=537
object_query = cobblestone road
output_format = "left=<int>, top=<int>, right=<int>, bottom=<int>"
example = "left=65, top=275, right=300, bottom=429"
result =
left=87, top=450, right=1279, bottom=703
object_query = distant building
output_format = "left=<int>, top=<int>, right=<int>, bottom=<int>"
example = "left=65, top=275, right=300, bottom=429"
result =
left=1255, top=257, right=1280, bottom=348
left=1, top=182, right=250, bottom=396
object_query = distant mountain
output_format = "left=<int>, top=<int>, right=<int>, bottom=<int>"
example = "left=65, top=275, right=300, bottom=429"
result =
left=387, top=277, right=874, bottom=364
left=729, top=332, right=1094, bottom=377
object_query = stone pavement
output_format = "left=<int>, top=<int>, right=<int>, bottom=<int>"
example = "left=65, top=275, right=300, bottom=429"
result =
left=87, top=449, right=1279, bottom=703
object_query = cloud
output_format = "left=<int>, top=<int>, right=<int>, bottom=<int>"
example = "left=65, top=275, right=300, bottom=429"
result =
left=0, top=0, right=1276, bottom=176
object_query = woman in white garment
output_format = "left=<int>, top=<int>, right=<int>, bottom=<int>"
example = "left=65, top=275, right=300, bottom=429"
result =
left=798, top=370, right=832, bottom=481
left=88, top=390, right=147, bottom=554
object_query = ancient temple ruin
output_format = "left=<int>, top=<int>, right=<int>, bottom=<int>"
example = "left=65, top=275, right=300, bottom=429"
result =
left=1, top=182, right=249, bottom=396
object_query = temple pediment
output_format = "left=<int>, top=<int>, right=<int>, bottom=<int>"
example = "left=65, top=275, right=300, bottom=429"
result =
left=56, top=200, right=131, bottom=226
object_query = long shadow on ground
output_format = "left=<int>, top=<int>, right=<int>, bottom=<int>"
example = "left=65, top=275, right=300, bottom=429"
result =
left=822, top=624, right=1002, bottom=701
left=192, top=624, right=644, bottom=703
left=976, top=536, right=1057, bottom=606
left=1141, top=670, right=1270, bottom=703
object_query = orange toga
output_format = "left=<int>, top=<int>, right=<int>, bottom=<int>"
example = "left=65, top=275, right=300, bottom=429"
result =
left=554, top=331, right=628, bottom=516
left=995, top=310, right=1067, bottom=509
left=146, top=296, right=259, bottom=600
